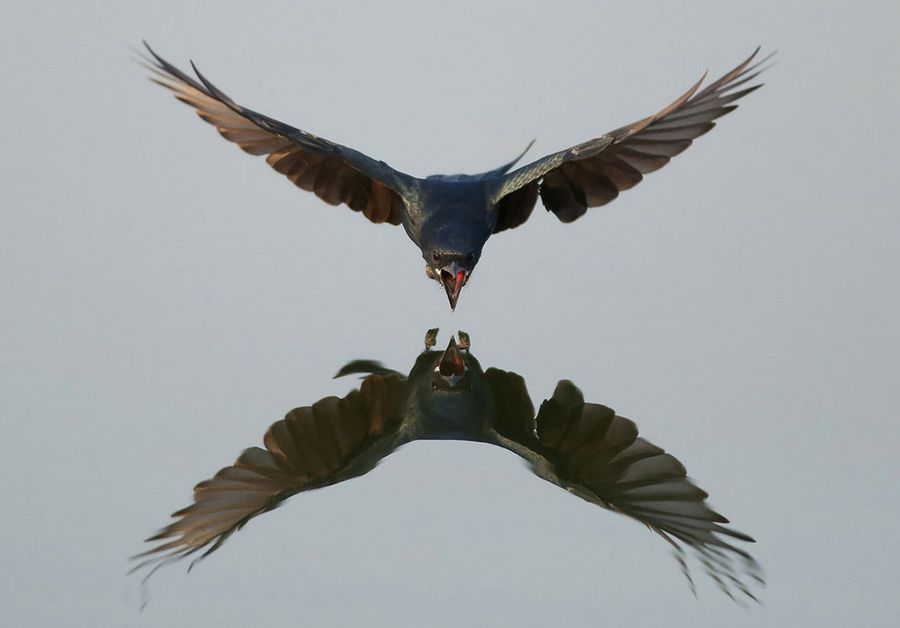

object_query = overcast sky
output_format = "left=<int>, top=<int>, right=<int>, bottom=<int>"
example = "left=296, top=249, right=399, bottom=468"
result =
left=2, top=1, right=899, bottom=626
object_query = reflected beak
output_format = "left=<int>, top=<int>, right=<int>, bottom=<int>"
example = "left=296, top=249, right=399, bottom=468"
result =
left=440, top=262, right=469, bottom=310
left=437, top=337, right=467, bottom=386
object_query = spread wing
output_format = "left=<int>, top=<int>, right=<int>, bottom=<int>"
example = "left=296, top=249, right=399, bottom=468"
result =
left=139, top=43, right=413, bottom=225
left=132, top=374, right=406, bottom=579
left=490, top=49, right=771, bottom=230
left=485, top=369, right=763, bottom=602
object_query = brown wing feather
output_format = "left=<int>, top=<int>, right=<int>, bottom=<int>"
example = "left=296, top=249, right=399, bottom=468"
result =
left=536, top=381, right=763, bottom=600
left=141, top=44, right=408, bottom=225
left=487, top=376, right=763, bottom=601
left=132, top=374, right=406, bottom=578
left=491, top=182, right=539, bottom=233
left=494, top=49, right=771, bottom=227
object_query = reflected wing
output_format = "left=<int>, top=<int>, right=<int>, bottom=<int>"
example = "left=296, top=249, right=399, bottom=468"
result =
left=485, top=371, right=763, bottom=601
left=491, top=49, right=771, bottom=229
left=140, top=43, right=412, bottom=225
left=132, top=374, right=406, bottom=578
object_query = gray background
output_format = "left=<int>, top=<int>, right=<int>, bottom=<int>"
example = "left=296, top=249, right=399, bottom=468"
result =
left=3, top=1, right=899, bottom=626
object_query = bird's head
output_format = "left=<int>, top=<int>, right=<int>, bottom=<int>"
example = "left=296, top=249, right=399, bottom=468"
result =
left=424, top=250, right=479, bottom=310
left=419, top=211, right=488, bottom=310
left=407, top=331, right=492, bottom=440
left=431, top=334, right=469, bottom=390
left=411, top=334, right=473, bottom=395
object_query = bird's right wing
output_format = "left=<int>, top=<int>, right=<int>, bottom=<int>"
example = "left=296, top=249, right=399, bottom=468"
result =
left=485, top=370, right=763, bottom=601
left=139, top=43, right=415, bottom=225
left=490, top=49, right=770, bottom=229
left=132, top=373, right=406, bottom=578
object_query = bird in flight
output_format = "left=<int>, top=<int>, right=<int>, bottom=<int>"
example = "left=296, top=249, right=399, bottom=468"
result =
left=139, top=44, right=771, bottom=310
left=134, top=330, right=763, bottom=601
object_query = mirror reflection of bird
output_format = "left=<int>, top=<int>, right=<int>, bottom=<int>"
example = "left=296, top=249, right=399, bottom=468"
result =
left=139, top=44, right=771, bottom=310
left=134, top=331, right=763, bottom=601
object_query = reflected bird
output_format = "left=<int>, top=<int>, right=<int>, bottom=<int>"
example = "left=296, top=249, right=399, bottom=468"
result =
left=139, top=44, right=771, bottom=309
left=134, top=330, right=763, bottom=601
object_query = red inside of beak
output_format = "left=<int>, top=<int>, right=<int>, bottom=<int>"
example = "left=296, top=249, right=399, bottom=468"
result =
left=440, top=269, right=466, bottom=294
left=439, top=344, right=466, bottom=377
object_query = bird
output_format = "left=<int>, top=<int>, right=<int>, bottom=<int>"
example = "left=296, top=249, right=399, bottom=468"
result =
left=138, top=43, right=771, bottom=310
left=134, top=330, right=763, bottom=601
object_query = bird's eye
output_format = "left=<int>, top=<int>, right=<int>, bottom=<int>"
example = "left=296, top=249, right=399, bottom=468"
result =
left=431, top=251, right=440, bottom=262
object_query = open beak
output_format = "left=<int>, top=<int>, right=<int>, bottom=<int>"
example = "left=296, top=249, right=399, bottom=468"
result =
left=440, top=262, right=469, bottom=310
left=437, top=337, right=467, bottom=387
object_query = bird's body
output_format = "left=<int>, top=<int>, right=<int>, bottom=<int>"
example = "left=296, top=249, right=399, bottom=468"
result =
left=135, top=331, right=763, bottom=601
left=140, top=44, right=771, bottom=309
left=404, top=176, right=494, bottom=260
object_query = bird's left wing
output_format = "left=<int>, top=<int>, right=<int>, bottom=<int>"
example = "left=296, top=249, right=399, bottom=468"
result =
left=132, top=374, right=406, bottom=578
left=139, top=43, right=414, bottom=225
left=484, top=370, right=763, bottom=601
left=490, top=49, right=771, bottom=230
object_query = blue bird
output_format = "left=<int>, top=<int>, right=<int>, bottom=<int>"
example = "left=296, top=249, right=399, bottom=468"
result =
left=134, top=330, right=762, bottom=601
left=140, top=44, right=771, bottom=309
